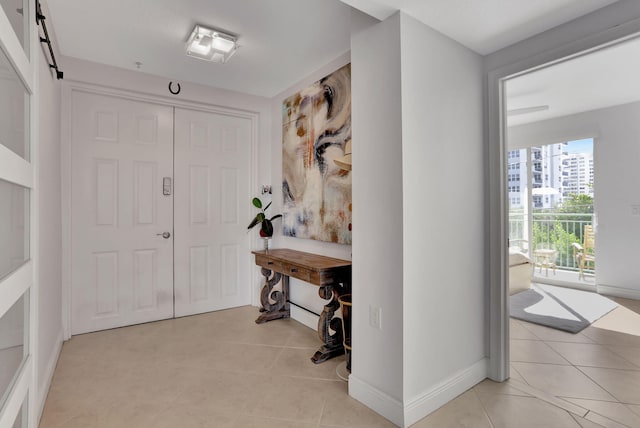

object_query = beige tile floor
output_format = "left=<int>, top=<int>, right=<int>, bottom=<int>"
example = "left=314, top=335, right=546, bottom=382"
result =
left=40, top=296, right=640, bottom=428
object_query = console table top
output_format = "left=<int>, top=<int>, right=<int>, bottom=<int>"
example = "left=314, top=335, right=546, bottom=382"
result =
left=251, top=248, right=351, bottom=271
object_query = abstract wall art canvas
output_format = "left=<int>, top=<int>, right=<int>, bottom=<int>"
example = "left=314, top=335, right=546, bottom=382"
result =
left=282, top=63, right=351, bottom=245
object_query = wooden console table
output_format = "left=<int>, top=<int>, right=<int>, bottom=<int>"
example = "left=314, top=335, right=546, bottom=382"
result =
left=252, top=249, right=351, bottom=364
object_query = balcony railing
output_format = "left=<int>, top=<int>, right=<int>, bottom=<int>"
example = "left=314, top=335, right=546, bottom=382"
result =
left=509, top=210, right=593, bottom=272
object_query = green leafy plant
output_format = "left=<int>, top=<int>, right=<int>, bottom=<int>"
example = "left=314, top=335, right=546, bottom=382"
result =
left=247, top=197, right=282, bottom=237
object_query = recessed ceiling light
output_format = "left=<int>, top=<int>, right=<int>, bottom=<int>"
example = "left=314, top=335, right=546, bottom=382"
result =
left=186, top=25, right=238, bottom=63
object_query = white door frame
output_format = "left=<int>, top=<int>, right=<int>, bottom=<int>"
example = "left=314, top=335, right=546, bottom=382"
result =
left=487, top=24, right=640, bottom=381
left=61, top=82, right=259, bottom=339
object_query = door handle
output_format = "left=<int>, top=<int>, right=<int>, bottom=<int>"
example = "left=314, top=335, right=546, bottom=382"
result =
left=156, top=232, right=171, bottom=239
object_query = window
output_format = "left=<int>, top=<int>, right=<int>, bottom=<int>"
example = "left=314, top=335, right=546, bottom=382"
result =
left=0, top=179, right=29, bottom=280
left=0, top=48, right=30, bottom=160
left=0, top=292, right=28, bottom=409
left=0, top=0, right=29, bottom=55
left=11, top=397, right=27, bottom=428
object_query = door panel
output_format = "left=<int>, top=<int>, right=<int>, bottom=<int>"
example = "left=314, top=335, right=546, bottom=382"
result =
left=71, top=91, right=174, bottom=334
left=174, top=108, right=252, bottom=317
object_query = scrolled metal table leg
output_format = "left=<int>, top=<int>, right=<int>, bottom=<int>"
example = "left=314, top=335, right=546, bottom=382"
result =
left=255, top=268, right=290, bottom=323
left=311, top=283, right=345, bottom=364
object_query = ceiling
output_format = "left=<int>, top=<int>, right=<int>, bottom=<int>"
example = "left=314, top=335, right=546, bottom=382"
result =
left=506, top=36, right=640, bottom=126
left=331, top=0, right=618, bottom=54
left=46, top=0, right=620, bottom=97
left=46, top=0, right=353, bottom=97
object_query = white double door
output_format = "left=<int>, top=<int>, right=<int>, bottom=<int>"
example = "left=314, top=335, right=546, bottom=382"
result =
left=70, top=91, right=252, bottom=335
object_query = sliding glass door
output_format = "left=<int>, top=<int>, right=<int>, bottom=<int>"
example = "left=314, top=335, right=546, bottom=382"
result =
left=508, top=140, right=596, bottom=286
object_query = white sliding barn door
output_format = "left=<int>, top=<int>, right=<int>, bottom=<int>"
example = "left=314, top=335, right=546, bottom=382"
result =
left=70, top=91, right=174, bottom=334
left=173, top=108, right=252, bottom=317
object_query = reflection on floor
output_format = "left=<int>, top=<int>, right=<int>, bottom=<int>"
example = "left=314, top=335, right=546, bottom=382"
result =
left=40, top=299, right=640, bottom=427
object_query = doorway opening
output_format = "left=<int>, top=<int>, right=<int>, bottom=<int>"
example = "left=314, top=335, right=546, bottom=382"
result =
left=507, top=138, right=595, bottom=289
left=495, top=33, right=640, bottom=413
left=66, top=88, right=256, bottom=336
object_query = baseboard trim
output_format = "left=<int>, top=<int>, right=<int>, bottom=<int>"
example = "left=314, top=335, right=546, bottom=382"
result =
left=37, top=328, right=64, bottom=422
left=349, top=375, right=404, bottom=427
left=404, top=358, right=488, bottom=427
left=290, top=305, right=319, bottom=331
left=349, top=359, right=488, bottom=427
left=597, top=284, right=640, bottom=300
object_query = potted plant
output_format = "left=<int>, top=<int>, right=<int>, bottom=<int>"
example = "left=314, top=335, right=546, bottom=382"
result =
left=247, top=197, right=282, bottom=238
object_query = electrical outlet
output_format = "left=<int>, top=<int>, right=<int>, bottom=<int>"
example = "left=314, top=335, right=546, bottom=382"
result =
left=369, top=305, right=382, bottom=329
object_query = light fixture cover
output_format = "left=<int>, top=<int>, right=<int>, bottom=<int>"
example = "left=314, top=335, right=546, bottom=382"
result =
left=186, top=25, right=238, bottom=63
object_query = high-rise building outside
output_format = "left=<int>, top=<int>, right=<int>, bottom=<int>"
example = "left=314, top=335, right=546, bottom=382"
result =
left=507, top=139, right=593, bottom=209
left=562, top=152, right=594, bottom=198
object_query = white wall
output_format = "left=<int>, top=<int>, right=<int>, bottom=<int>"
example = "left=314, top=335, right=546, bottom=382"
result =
left=269, top=52, right=353, bottom=326
left=350, top=11, right=486, bottom=427
left=35, top=2, right=64, bottom=418
left=399, top=12, right=485, bottom=417
left=350, top=10, right=404, bottom=419
left=508, top=102, right=640, bottom=298
left=266, top=11, right=379, bottom=327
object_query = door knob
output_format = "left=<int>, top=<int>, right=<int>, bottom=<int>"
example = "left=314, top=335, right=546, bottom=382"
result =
left=156, top=232, right=171, bottom=239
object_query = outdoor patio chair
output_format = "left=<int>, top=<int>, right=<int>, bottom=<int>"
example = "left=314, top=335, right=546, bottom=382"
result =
left=572, top=225, right=595, bottom=279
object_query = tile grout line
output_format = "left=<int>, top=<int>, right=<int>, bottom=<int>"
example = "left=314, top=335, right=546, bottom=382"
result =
left=510, top=360, right=572, bottom=366
left=545, top=340, right=640, bottom=370
left=540, top=340, right=578, bottom=366
left=509, top=364, right=530, bottom=386
left=573, top=365, right=628, bottom=403
left=570, top=411, right=604, bottom=428
left=511, top=357, right=620, bottom=406
left=266, top=344, right=287, bottom=372
left=582, top=408, right=637, bottom=428
left=167, top=362, right=345, bottom=383
left=517, top=326, right=595, bottom=345
left=627, top=403, right=640, bottom=418
left=505, top=378, right=590, bottom=417
left=515, top=318, right=597, bottom=344
left=316, top=396, right=327, bottom=428
left=553, top=394, right=620, bottom=403
left=471, top=386, right=497, bottom=428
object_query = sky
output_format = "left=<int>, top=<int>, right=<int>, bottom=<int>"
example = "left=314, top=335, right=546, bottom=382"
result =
left=564, top=138, right=593, bottom=154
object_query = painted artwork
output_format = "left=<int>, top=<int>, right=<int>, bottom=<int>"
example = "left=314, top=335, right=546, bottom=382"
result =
left=282, top=63, right=352, bottom=244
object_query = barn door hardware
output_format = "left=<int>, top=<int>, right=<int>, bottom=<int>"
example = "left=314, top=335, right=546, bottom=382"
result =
left=36, top=2, right=63, bottom=79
